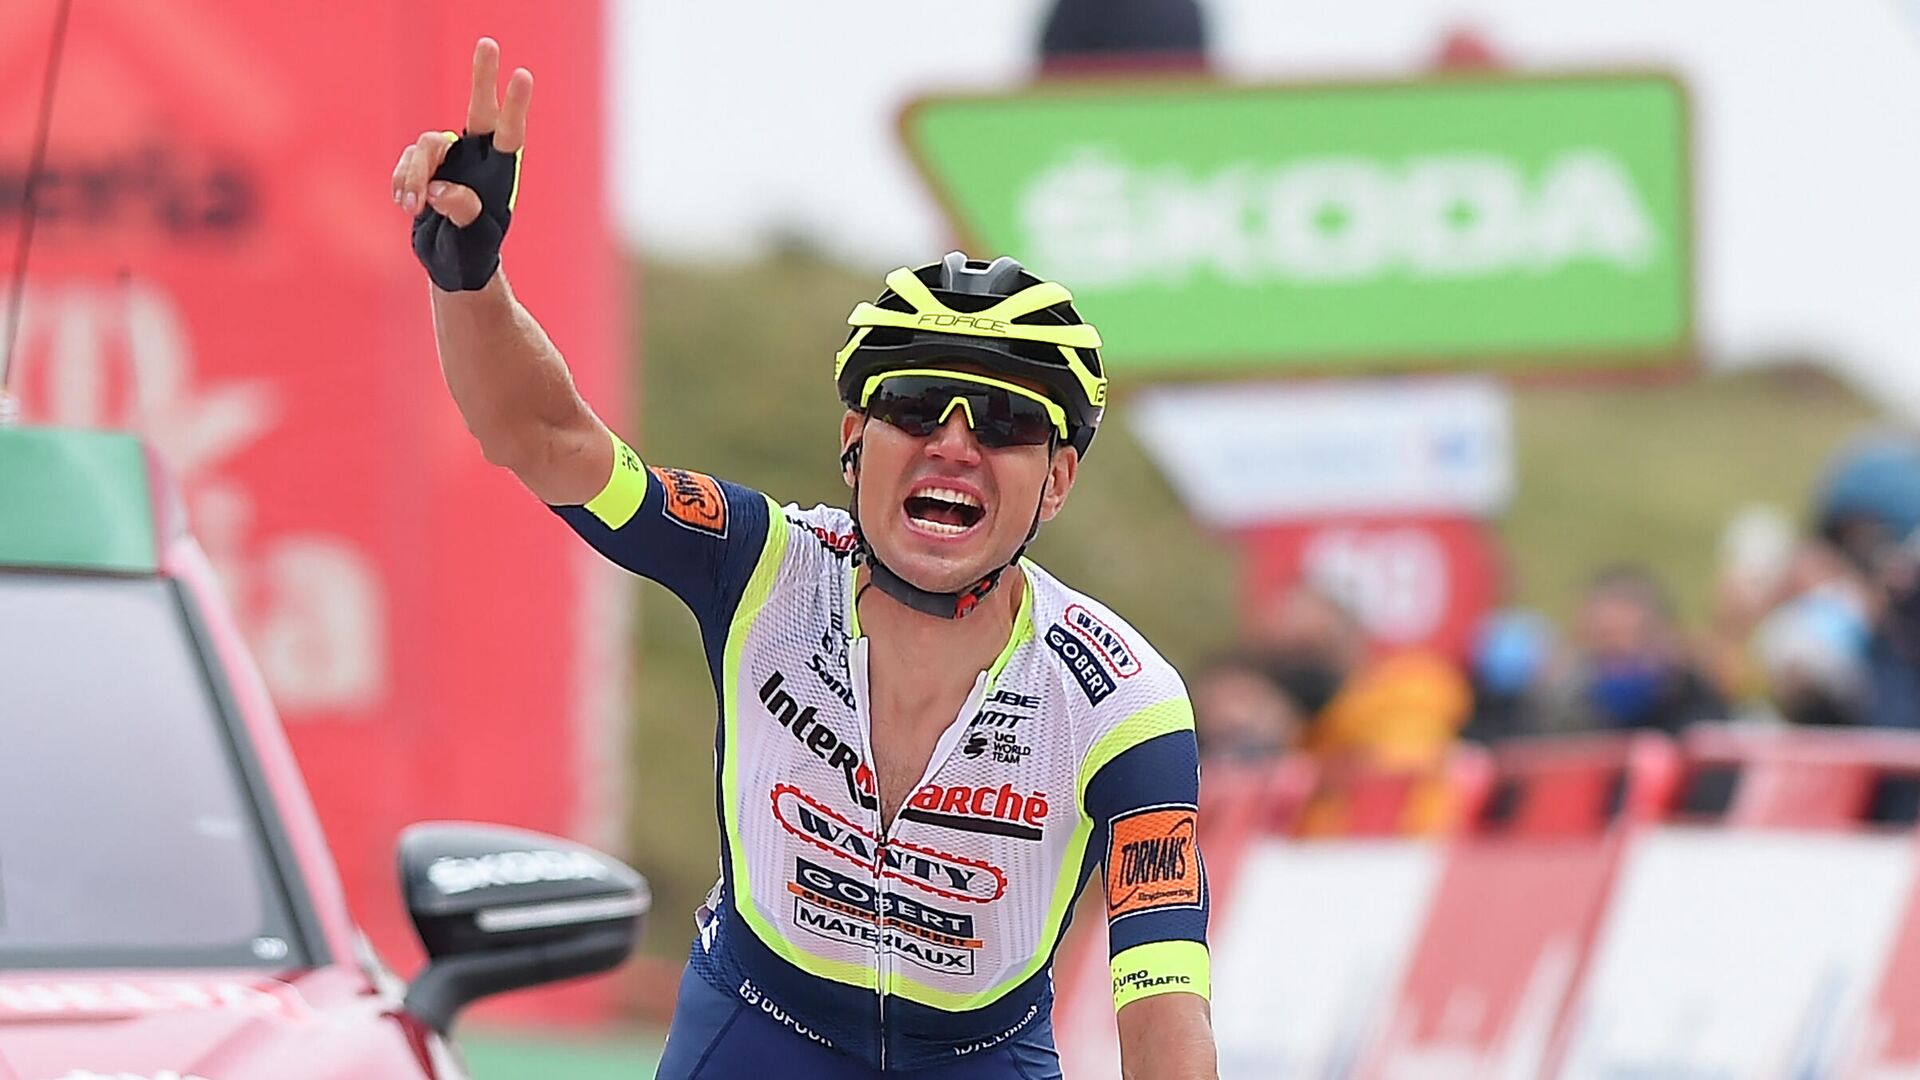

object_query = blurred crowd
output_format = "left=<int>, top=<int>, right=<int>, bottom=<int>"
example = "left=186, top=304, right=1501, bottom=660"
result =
left=1191, top=431, right=1920, bottom=782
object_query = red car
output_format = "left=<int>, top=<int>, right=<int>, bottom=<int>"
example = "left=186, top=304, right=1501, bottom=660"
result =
left=0, top=425, right=646, bottom=1079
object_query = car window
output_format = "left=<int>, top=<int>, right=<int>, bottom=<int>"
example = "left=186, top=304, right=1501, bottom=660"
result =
left=0, top=571, right=307, bottom=969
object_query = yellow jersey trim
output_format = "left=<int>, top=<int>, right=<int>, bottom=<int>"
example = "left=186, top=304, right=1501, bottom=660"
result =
left=1079, top=697, right=1195, bottom=798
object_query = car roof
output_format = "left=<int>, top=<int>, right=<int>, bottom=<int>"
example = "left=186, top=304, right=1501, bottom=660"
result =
left=0, top=425, right=160, bottom=575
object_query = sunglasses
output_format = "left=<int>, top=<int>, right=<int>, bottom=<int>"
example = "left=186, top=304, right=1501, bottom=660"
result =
left=860, top=369, right=1068, bottom=449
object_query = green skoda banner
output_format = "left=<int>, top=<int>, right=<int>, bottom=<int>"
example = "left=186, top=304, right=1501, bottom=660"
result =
left=902, top=73, right=1692, bottom=376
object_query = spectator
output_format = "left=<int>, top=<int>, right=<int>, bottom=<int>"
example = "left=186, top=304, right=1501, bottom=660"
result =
left=1753, top=586, right=1873, bottom=726
left=1815, top=431, right=1920, bottom=728
left=1246, top=582, right=1366, bottom=719
left=1573, top=564, right=1729, bottom=733
left=1462, top=608, right=1570, bottom=743
left=1250, top=581, right=1471, bottom=769
left=1309, top=647, right=1472, bottom=770
left=1191, top=652, right=1306, bottom=764
left=1705, top=504, right=1801, bottom=703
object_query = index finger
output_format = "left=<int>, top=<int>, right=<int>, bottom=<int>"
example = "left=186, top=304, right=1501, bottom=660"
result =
left=466, top=37, right=501, bottom=134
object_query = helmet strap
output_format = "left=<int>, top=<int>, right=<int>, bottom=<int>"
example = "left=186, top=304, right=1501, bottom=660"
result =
left=842, top=434, right=1050, bottom=621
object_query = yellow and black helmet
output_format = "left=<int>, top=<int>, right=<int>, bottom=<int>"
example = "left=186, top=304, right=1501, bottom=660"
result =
left=835, top=253, right=1108, bottom=456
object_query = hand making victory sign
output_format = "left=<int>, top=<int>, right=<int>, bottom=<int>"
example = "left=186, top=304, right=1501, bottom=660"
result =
left=391, top=35, right=614, bottom=510
left=392, top=37, right=535, bottom=291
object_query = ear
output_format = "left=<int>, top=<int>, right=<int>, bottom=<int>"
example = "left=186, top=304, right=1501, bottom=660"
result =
left=840, top=410, right=865, bottom=488
left=1038, top=444, right=1079, bottom=522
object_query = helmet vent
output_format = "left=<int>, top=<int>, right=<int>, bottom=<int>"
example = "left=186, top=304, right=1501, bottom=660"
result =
left=1012, top=301, right=1082, bottom=327
left=929, top=290, right=1001, bottom=315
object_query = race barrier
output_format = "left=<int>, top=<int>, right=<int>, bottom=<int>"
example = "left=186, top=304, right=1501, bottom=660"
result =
left=1554, top=730, right=1920, bottom=1079
left=1055, top=727, right=1920, bottom=1079
left=1358, top=734, right=1679, bottom=1080
left=1847, top=840, right=1920, bottom=1079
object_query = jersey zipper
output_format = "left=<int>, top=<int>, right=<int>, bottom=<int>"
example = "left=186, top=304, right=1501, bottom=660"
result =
left=876, top=869, right=892, bottom=1071
left=846, top=567, right=1000, bottom=1071
left=848, top=638, right=891, bottom=1070
left=856, top=663, right=994, bottom=1071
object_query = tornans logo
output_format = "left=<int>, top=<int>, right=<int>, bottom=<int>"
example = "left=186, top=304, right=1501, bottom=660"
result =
left=650, top=466, right=727, bottom=538
left=1106, top=805, right=1202, bottom=920
left=770, top=785, right=1006, bottom=903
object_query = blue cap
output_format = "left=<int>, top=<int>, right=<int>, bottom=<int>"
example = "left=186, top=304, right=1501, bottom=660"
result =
left=1817, top=432, right=1920, bottom=542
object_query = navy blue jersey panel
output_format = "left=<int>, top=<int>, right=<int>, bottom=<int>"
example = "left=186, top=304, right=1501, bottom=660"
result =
left=551, top=474, right=769, bottom=636
left=1083, top=731, right=1211, bottom=957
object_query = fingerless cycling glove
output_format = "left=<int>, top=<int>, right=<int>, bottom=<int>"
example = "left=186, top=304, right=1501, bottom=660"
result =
left=411, top=132, right=521, bottom=291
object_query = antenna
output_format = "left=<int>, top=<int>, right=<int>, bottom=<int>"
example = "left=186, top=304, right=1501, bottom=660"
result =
left=0, top=0, right=78, bottom=426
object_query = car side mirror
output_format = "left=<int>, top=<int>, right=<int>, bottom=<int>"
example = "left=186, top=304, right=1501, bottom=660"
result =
left=397, top=822, right=648, bottom=1033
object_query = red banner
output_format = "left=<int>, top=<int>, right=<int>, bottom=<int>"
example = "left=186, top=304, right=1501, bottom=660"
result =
left=1239, top=516, right=1500, bottom=660
left=3, top=0, right=623, bottom=1024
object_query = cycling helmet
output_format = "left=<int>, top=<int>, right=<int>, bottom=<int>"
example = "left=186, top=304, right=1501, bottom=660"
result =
left=835, top=252, right=1106, bottom=457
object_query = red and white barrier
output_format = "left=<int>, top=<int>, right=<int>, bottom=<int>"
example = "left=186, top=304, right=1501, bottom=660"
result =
left=1558, top=829, right=1913, bottom=1078
left=1845, top=842, right=1920, bottom=1079
left=1360, top=735, right=1679, bottom=1080
left=1053, top=729, right=1920, bottom=1080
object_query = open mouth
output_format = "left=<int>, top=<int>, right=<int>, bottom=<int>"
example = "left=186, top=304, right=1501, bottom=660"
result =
left=903, top=486, right=985, bottom=536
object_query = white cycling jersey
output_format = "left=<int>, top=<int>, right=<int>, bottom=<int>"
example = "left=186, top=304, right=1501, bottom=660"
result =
left=553, top=434, right=1210, bottom=1071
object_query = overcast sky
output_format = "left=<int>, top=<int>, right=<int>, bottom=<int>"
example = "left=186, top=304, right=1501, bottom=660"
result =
left=613, top=0, right=1920, bottom=418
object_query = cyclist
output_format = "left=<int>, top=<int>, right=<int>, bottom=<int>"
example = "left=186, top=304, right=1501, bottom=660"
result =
left=392, top=38, right=1216, bottom=1079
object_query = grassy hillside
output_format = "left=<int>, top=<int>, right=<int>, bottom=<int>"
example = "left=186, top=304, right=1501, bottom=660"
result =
left=619, top=254, right=1885, bottom=960
left=1502, top=367, right=1879, bottom=626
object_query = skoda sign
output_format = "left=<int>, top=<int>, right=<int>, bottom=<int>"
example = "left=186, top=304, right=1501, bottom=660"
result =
left=903, top=72, right=1692, bottom=376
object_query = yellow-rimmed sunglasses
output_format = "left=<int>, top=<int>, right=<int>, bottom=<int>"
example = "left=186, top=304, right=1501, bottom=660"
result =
left=859, top=369, right=1068, bottom=449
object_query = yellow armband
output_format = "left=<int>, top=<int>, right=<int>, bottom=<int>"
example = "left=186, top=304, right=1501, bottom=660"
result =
left=1111, top=940, right=1211, bottom=1011
left=584, top=431, right=648, bottom=529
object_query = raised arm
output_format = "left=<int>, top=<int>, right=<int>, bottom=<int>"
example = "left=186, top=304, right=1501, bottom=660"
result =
left=391, top=37, right=610, bottom=506
left=429, top=273, right=609, bottom=505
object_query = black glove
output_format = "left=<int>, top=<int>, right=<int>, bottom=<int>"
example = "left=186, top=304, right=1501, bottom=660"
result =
left=411, top=132, right=521, bottom=291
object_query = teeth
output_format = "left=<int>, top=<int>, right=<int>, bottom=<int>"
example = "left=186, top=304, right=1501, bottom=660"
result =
left=910, top=517, right=973, bottom=536
left=919, top=486, right=980, bottom=509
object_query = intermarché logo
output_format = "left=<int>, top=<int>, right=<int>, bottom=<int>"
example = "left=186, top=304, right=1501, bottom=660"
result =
left=760, top=671, right=874, bottom=809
